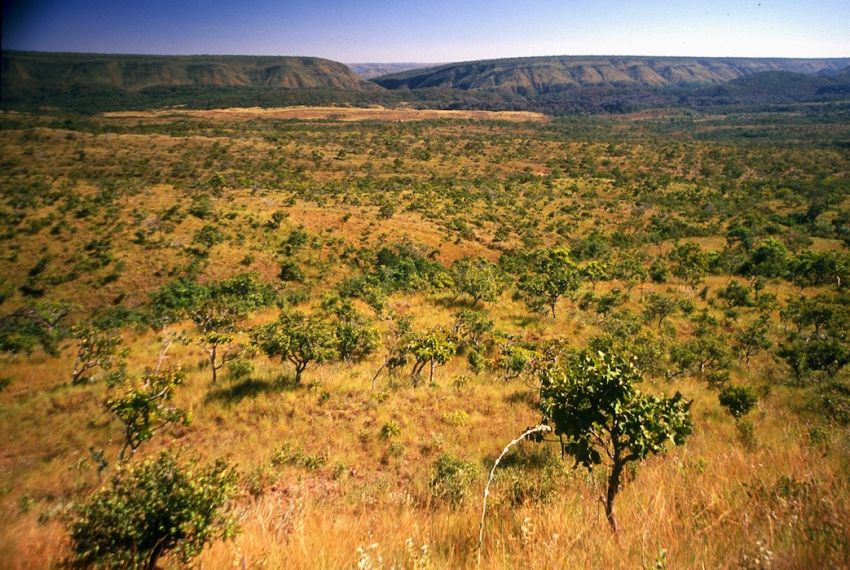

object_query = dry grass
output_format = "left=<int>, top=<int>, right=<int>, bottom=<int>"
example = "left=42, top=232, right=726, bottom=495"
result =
left=0, top=109, right=848, bottom=569
left=101, top=106, right=549, bottom=123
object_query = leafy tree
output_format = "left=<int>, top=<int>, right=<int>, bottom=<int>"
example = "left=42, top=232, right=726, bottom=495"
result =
left=251, top=310, right=338, bottom=385
left=718, top=384, right=758, bottom=419
left=407, top=328, right=457, bottom=385
left=0, top=301, right=71, bottom=355
left=642, top=292, right=678, bottom=328
left=370, top=313, right=413, bottom=388
left=71, top=324, right=128, bottom=385
left=515, top=248, right=582, bottom=318
left=668, top=330, right=733, bottom=383
left=450, top=257, right=505, bottom=305
left=539, top=350, right=692, bottom=532
left=716, top=280, right=753, bottom=309
left=779, top=295, right=850, bottom=381
left=495, top=339, right=540, bottom=381
left=790, top=251, right=849, bottom=289
left=580, top=260, right=609, bottom=291
left=744, top=238, right=789, bottom=279
left=191, top=300, right=242, bottom=385
left=70, top=452, right=237, bottom=570
left=452, top=309, right=494, bottom=350
left=324, top=300, right=379, bottom=363
left=278, top=259, right=305, bottom=283
left=208, top=272, right=277, bottom=312
left=589, top=311, right=668, bottom=379
left=669, top=242, right=708, bottom=289
left=734, top=316, right=772, bottom=370
left=148, top=277, right=209, bottom=327
left=106, top=367, right=190, bottom=461
left=611, top=251, right=648, bottom=292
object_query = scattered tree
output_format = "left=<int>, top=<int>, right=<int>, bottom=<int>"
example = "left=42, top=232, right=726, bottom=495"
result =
left=106, top=366, right=190, bottom=461
left=407, top=328, right=457, bottom=385
left=71, top=324, right=128, bottom=385
left=251, top=310, right=338, bottom=385
left=540, top=350, right=692, bottom=532
left=515, top=248, right=582, bottom=318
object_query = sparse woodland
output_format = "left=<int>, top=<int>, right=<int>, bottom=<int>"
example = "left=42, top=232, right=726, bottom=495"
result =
left=0, top=104, right=849, bottom=568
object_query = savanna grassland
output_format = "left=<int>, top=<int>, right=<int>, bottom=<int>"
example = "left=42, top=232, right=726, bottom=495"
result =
left=1, top=103, right=849, bottom=569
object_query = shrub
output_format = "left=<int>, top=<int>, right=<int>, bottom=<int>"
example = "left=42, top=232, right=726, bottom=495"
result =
left=718, top=384, right=759, bottom=419
left=430, top=454, right=478, bottom=506
left=69, top=452, right=237, bottom=569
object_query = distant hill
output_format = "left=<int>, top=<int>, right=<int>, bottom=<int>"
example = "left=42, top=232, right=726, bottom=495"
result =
left=347, top=63, right=438, bottom=80
left=373, top=55, right=850, bottom=95
left=3, top=51, right=849, bottom=115
left=2, top=51, right=377, bottom=92
left=1, top=51, right=388, bottom=113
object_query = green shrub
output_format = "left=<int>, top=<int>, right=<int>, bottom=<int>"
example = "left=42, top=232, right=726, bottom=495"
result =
left=69, top=452, right=237, bottom=569
left=430, top=454, right=478, bottom=506
left=226, top=358, right=254, bottom=382
left=718, top=384, right=759, bottom=419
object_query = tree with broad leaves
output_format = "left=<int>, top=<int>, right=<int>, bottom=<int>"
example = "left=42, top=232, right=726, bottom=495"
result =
left=515, top=248, right=583, bottom=319
left=106, top=366, right=190, bottom=462
left=69, top=452, right=237, bottom=570
left=71, top=324, right=128, bottom=386
left=251, top=310, right=338, bottom=385
left=191, top=300, right=242, bottom=385
left=370, top=313, right=413, bottom=390
left=407, top=328, right=457, bottom=386
left=450, top=257, right=505, bottom=305
left=734, top=316, right=772, bottom=370
left=539, top=350, right=692, bottom=532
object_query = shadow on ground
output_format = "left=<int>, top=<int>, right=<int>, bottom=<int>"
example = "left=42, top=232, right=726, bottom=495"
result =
left=205, top=377, right=298, bottom=406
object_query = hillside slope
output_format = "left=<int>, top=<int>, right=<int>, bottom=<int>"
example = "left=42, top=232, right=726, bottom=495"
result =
left=1, top=51, right=377, bottom=93
left=373, top=55, right=850, bottom=95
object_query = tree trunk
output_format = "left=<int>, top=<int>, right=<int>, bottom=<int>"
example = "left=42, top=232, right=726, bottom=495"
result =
left=209, top=345, right=218, bottom=384
left=429, top=360, right=435, bottom=384
left=606, top=458, right=624, bottom=533
left=550, top=299, right=557, bottom=319
left=371, top=360, right=387, bottom=391
left=145, top=540, right=166, bottom=570
left=294, top=362, right=306, bottom=385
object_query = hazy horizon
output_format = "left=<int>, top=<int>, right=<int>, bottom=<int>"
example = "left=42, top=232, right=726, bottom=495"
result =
left=3, top=0, right=850, bottom=63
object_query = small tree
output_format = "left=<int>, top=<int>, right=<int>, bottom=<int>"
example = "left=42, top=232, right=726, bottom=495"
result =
left=669, top=242, right=708, bottom=290
left=718, top=384, right=758, bottom=419
left=407, top=328, right=457, bottom=385
left=450, top=257, right=505, bottom=305
left=191, top=300, right=243, bottom=385
left=370, top=313, right=413, bottom=389
left=71, top=324, right=128, bottom=385
left=515, top=248, right=582, bottom=318
left=321, top=298, right=380, bottom=363
left=734, top=316, right=772, bottom=370
left=717, top=280, right=753, bottom=309
left=251, top=310, right=338, bottom=385
left=540, top=350, right=692, bottom=532
left=106, top=367, right=190, bottom=461
left=581, top=260, right=609, bottom=291
left=642, top=292, right=678, bottom=328
left=70, top=452, right=238, bottom=570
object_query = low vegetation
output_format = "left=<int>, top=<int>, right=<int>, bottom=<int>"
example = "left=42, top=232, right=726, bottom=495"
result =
left=0, top=102, right=848, bottom=568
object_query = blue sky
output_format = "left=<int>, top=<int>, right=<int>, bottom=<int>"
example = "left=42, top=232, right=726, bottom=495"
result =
left=3, top=0, right=849, bottom=62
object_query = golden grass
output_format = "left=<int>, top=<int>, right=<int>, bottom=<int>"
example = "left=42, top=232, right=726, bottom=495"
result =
left=101, top=106, right=550, bottom=123
left=1, top=109, right=848, bottom=569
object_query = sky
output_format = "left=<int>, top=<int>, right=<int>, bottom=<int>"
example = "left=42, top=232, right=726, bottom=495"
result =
left=3, top=0, right=850, bottom=63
